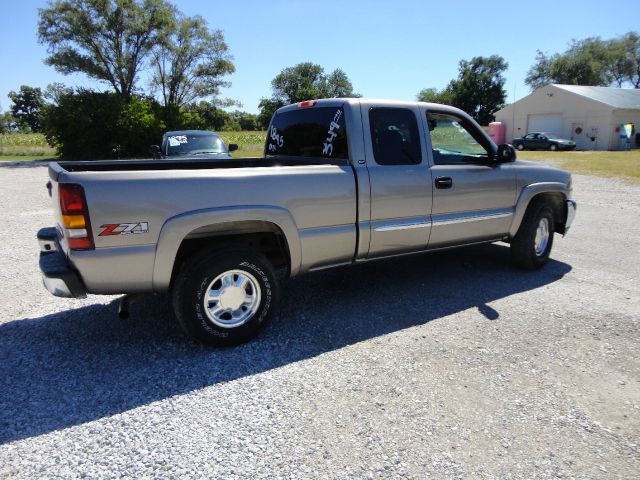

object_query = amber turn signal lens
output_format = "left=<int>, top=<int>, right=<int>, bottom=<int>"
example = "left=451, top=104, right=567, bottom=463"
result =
left=62, top=214, right=86, bottom=229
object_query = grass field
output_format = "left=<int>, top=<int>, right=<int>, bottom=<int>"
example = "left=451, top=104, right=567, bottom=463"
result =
left=0, top=131, right=266, bottom=161
left=2, top=133, right=638, bottom=182
left=518, top=150, right=640, bottom=182
left=0, top=133, right=56, bottom=159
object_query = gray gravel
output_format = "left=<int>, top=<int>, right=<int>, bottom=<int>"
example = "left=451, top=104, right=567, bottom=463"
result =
left=0, top=162, right=638, bottom=479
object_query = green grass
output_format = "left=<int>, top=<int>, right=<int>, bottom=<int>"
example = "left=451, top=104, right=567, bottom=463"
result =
left=219, top=131, right=265, bottom=158
left=518, top=150, right=640, bottom=182
left=0, top=133, right=57, bottom=158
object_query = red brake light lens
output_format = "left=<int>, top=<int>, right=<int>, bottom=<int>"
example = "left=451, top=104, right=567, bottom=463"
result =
left=298, top=100, right=318, bottom=108
left=60, top=183, right=86, bottom=214
left=58, top=183, right=94, bottom=250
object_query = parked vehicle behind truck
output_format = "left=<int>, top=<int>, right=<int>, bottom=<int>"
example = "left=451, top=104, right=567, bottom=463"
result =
left=149, top=130, right=238, bottom=159
left=38, top=98, right=576, bottom=346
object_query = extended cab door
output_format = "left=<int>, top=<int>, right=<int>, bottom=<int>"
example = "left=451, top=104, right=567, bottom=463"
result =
left=362, top=103, right=433, bottom=257
left=424, top=109, right=516, bottom=248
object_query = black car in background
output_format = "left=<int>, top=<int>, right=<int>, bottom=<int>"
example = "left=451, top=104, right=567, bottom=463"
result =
left=150, top=130, right=238, bottom=159
left=512, top=132, right=576, bottom=151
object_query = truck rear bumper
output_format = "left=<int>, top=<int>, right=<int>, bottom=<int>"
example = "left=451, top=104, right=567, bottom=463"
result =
left=38, top=227, right=87, bottom=298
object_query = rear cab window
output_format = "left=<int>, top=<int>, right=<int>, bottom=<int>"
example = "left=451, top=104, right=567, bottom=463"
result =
left=369, top=108, right=422, bottom=165
left=266, top=106, right=348, bottom=159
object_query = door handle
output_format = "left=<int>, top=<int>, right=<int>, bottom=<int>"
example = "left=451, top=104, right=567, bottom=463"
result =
left=435, top=176, right=453, bottom=189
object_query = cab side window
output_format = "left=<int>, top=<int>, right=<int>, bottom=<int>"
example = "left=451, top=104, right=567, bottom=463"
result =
left=369, top=108, right=422, bottom=165
left=427, top=112, right=489, bottom=165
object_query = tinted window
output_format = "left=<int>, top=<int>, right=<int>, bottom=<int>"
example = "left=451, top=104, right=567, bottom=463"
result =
left=266, top=107, right=348, bottom=158
left=165, top=133, right=225, bottom=156
left=369, top=108, right=421, bottom=165
left=427, top=112, right=489, bottom=165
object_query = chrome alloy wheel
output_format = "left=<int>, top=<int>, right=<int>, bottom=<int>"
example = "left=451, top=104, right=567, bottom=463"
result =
left=204, top=270, right=261, bottom=328
left=534, top=217, right=550, bottom=256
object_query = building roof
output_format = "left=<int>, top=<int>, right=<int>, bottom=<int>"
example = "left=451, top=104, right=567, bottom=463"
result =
left=554, top=84, right=640, bottom=109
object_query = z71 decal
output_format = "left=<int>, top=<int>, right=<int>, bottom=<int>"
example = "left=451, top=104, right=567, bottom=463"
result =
left=99, top=222, right=149, bottom=236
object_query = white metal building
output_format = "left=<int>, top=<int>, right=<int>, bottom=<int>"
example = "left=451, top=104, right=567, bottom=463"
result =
left=494, top=84, right=640, bottom=150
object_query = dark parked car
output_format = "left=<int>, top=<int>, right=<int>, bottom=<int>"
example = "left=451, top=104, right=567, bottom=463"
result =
left=150, top=130, right=238, bottom=159
left=512, top=132, right=576, bottom=151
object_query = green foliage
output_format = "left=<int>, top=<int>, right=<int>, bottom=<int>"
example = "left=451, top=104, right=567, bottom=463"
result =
left=0, top=132, right=56, bottom=156
left=40, top=89, right=164, bottom=159
left=228, top=111, right=259, bottom=131
left=269, top=62, right=359, bottom=104
left=418, top=55, right=508, bottom=125
left=218, top=131, right=265, bottom=156
left=525, top=32, right=640, bottom=90
left=417, top=87, right=453, bottom=105
left=151, top=15, right=235, bottom=108
left=8, top=86, right=44, bottom=132
left=0, top=112, right=17, bottom=133
left=257, top=98, right=285, bottom=130
left=38, top=0, right=176, bottom=98
left=258, top=62, right=359, bottom=126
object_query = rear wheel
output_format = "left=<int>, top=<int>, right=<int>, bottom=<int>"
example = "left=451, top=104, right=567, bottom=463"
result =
left=511, top=201, right=555, bottom=270
left=172, top=248, right=279, bottom=346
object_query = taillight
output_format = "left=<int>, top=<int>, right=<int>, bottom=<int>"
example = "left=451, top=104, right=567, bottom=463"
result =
left=59, top=183, right=94, bottom=250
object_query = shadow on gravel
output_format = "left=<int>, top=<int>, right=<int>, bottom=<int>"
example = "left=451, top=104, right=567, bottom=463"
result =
left=0, top=243, right=571, bottom=443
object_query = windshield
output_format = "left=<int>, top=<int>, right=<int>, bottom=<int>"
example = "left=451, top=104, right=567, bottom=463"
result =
left=165, top=133, right=226, bottom=156
left=543, top=133, right=560, bottom=140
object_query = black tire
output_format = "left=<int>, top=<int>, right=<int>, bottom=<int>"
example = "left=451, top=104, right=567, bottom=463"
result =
left=510, top=201, right=555, bottom=270
left=516, top=143, right=525, bottom=151
left=549, top=143, right=558, bottom=151
left=172, top=248, right=279, bottom=346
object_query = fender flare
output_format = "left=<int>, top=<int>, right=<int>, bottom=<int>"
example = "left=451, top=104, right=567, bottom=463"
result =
left=152, top=205, right=301, bottom=291
left=508, top=182, right=569, bottom=237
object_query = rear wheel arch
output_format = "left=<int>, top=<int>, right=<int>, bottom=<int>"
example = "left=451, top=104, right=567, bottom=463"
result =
left=152, top=208, right=302, bottom=291
left=169, top=221, right=291, bottom=289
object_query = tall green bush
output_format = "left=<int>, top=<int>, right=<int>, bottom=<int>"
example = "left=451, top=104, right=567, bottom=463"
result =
left=41, top=90, right=165, bottom=159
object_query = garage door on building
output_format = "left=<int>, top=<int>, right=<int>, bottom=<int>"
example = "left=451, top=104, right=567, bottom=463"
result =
left=527, top=114, right=563, bottom=136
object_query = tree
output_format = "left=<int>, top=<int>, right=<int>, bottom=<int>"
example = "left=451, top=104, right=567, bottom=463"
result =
left=447, top=55, right=508, bottom=125
left=608, top=32, right=640, bottom=88
left=419, top=56, right=507, bottom=125
left=259, top=62, right=359, bottom=125
left=150, top=15, right=235, bottom=108
left=38, top=0, right=175, bottom=99
left=257, top=98, right=284, bottom=129
left=0, top=111, right=17, bottom=133
left=40, top=89, right=164, bottom=159
left=8, top=85, right=44, bottom=132
left=525, top=33, right=640, bottom=90
left=417, top=87, right=453, bottom=105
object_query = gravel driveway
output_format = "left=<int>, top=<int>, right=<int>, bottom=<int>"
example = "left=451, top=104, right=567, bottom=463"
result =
left=0, top=163, right=638, bottom=479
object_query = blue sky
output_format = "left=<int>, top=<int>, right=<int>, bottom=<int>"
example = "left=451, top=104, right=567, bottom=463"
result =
left=1, top=0, right=639, bottom=114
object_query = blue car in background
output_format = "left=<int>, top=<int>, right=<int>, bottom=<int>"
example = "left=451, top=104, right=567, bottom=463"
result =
left=150, top=130, right=238, bottom=159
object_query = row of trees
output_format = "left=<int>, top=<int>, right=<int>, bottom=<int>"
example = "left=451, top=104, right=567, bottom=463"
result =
left=3, top=0, right=639, bottom=156
left=526, top=32, right=640, bottom=89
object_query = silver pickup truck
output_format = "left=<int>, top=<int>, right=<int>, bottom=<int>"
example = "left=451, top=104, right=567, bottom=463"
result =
left=38, top=98, right=576, bottom=345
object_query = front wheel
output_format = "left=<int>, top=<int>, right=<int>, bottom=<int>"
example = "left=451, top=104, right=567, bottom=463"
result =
left=510, top=202, right=555, bottom=270
left=172, top=248, right=279, bottom=346
left=549, top=143, right=558, bottom=151
left=516, top=143, right=525, bottom=151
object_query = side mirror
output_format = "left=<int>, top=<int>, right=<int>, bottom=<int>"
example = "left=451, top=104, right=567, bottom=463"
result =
left=496, top=144, right=516, bottom=162
left=228, top=143, right=239, bottom=152
left=149, top=145, right=161, bottom=158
